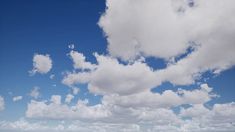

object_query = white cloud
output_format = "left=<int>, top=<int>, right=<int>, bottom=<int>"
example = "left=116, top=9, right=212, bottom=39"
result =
left=63, top=53, right=159, bottom=95
left=26, top=96, right=111, bottom=120
left=12, top=96, right=23, bottom=102
left=99, top=0, right=235, bottom=63
left=98, top=0, right=235, bottom=86
left=30, top=54, right=52, bottom=75
left=99, top=0, right=193, bottom=61
left=69, top=50, right=96, bottom=70
left=102, top=84, right=216, bottom=108
left=29, top=87, right=40, bottom=99
left=65, top=94, right=74, bottom=104
left=0, top=96, right=4, bottom=111
left=20, top=1, right=235, bottom=132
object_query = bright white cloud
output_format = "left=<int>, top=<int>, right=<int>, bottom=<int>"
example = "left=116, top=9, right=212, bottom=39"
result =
left=63, top=53, right=159, bottom=95
left=26, top=95, right=111, bottom=120
left=29, top=87, right=40, bottom=99
left=103, top=84, right=216, bottom=108
left=69, top=50, right=96, bottom=70
left=98, top=0, right=235, bottom=86
left=12, top=96, right=23, bottom=102
left=20, top=0, right=235, bottom=132
left=30, top=54, right=52, bottom=75
left=0, top=96, right=4, bottom=111
left=99, top=0, right=235, bottom=63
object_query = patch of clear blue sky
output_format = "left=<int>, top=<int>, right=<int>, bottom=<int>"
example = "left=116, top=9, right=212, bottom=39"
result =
left=0, top=0, right=235, bottom=121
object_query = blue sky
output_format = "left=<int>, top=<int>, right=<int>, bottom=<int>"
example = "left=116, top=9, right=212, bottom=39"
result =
left=0, top=0, right=235, bottom=132
left=0, top=0, right=106, bottom=120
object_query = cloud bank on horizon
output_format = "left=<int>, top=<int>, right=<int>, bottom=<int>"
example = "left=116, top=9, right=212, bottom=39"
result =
left=0, top=0, right=235, bottom=132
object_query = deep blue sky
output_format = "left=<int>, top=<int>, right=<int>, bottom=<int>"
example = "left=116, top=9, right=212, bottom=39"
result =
left=0, top=0, right=235, bottom=122
left=0, top=0, right=106, bottom=120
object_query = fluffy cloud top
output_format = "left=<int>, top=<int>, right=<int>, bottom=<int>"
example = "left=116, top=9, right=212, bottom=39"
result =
left=0, top=96, right=4, bottom=111
left=63, top=53, right=158, bottom=95
left=30, top=54, right=52, bottom=75
left=99, top=0, right=235, bottom=63
left=26, top=95, right=111, bottom=120
left=12, top=96, right=23, bottom=102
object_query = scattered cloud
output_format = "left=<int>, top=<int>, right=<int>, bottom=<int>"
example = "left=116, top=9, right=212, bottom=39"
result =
left=26, top=95, right=110, bottom=120
left=69, top=50, right=96, bottom=70
left=12, top=96, right=23, bottom=102
left=29, top=54, right=52, bottom=75
left=29, top=87, right=40, bottom=99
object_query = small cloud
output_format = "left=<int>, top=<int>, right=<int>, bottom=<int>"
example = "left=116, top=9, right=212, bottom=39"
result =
left=13, top=96, right=23, bottom=102
left=29, top=54, right=52, bottom=75
left=65, top=94, right=74, bottom=104
left=29, top=87, right=40, bottom=99
left=68, top=44, right=75, bottom=49
left=72, top=87, right=79, bottom=95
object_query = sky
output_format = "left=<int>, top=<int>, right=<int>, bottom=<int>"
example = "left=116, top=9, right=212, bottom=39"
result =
left=0, top=0, right=235, bottom=132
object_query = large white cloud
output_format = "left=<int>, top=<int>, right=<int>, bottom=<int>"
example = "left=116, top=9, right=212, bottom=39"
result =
left=0, top=96, right=4, bottom=111
left=30, top=54, right=52, bottom=75
left=99, top=0, right=235, bottom=63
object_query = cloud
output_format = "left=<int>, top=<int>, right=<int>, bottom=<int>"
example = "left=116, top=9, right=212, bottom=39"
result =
left=99, top=0, right=235, bottom=62
left=65, top=94, right=74, bottom=104
left=49, top=74, right=55, bottom=79
left=63, top=53, right=159, bottom=95
left=69, top=50, right=96, bottom=70
left=12, top=96, right=23, bottom=102
left=0, top=96, right=4, bottom=111
left=29, top=87, right=40, bottom=99
left=103, top=84, right=217, bottom=108
left=30, top=54, right=52, bottom=75
left=26, top=95, right=111, bottom=120
left=19, top=0, right=235, bottom=132
left=98, top=0, right=235, bottom=86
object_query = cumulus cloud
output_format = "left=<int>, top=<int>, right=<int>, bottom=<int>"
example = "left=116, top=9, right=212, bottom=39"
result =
left=99, top=0, right=235, bottom=62
left=26, top=95, right=111, bottom=120
left=29, top=87, right=40, bottom=99
left=0, top=96, right=4, bottom=111
left=30, top=54, right=52, bottom=75
left=98, top=0, right=235, bottom=86
left=69, top=50, right=96, bottom=70
left=12, top=96, right=23, bottom=102
left=102, top=84, right=216, bottom=108
left=63, top=53, right=158, bottom=95
left=21, top=0, right=235, bottom=132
